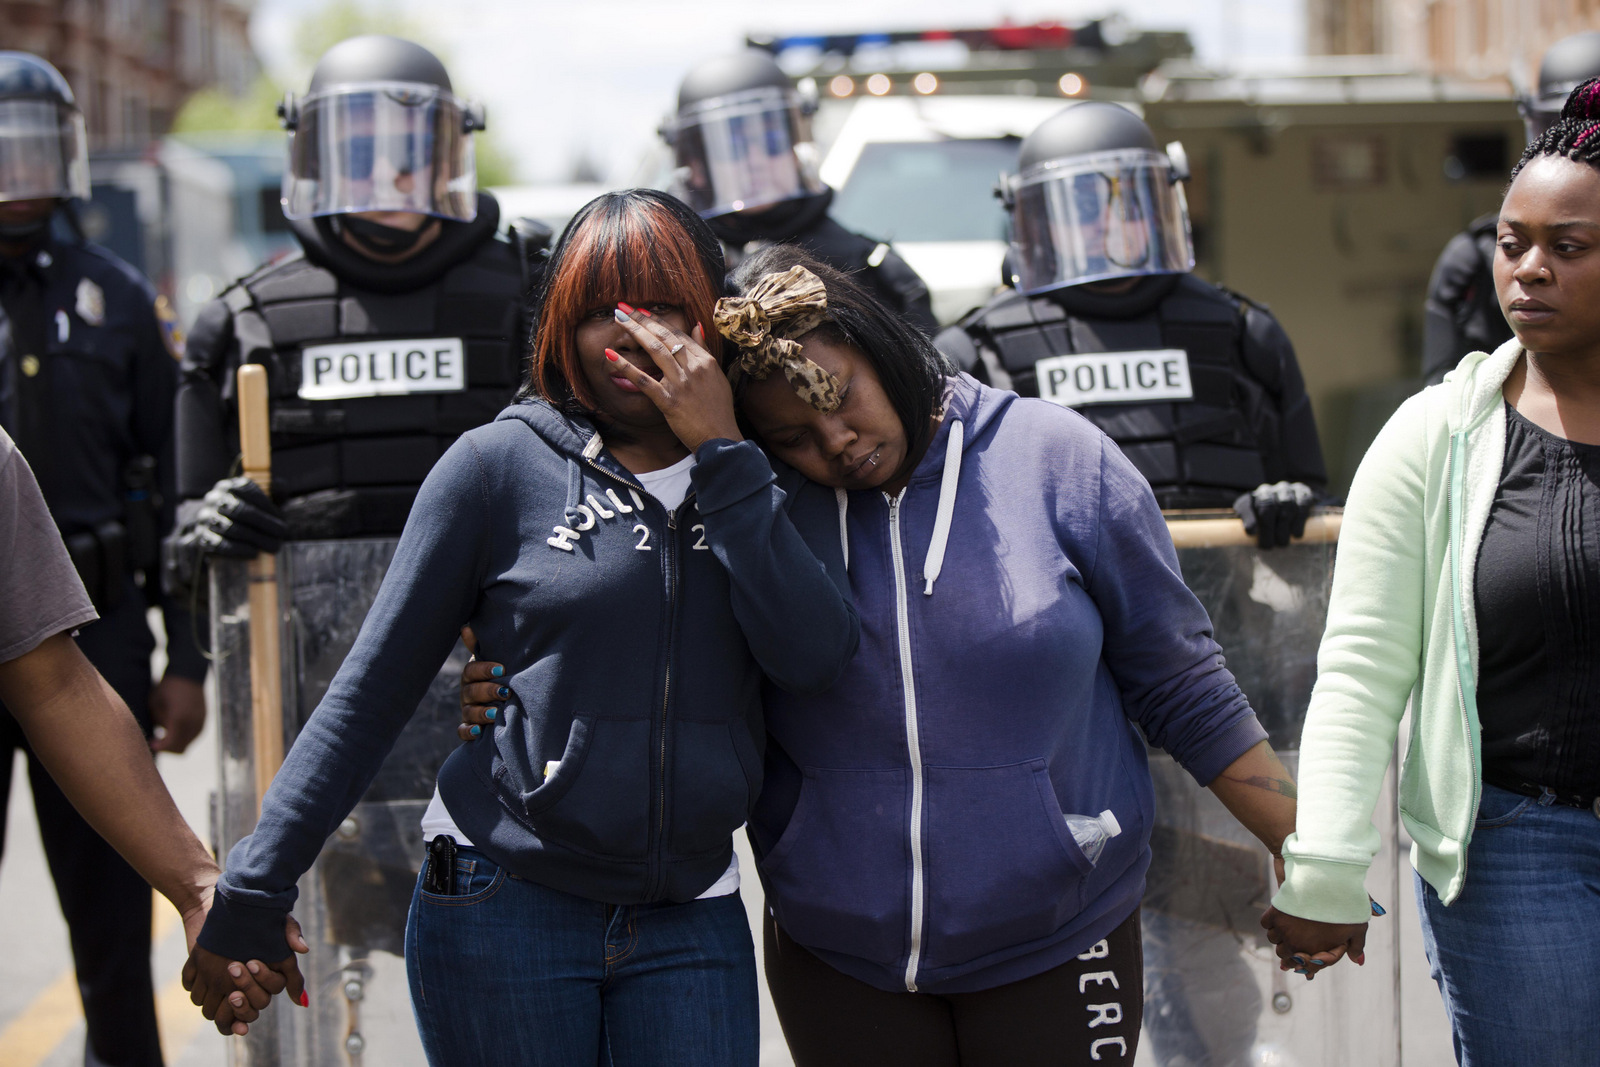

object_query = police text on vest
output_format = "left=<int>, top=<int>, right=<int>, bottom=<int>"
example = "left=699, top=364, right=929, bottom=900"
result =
left=1034, top=350, right=1193, bottom=408
left=298, top=338, right=466, bottom=400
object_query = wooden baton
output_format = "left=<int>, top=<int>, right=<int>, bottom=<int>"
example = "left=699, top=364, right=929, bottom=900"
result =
left=1164, top=509, right=1342, bottom=549
left=237, top=364, right=283, bottom=816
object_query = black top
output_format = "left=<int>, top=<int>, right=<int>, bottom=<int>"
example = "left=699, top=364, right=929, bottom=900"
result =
left=1475, top=403, right=1600, bottom=797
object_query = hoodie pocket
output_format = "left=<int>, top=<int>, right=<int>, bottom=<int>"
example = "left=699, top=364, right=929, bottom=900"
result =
left=666, top=721, right=761, bottom=857
left=517, top=716, right=651, bottom=859
left=760, top=767, right=909, bottom=966
left=919, top=760, right=1091, bottom=971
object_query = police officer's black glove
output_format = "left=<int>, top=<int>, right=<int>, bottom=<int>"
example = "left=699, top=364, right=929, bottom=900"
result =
left=1233, top=481, right=1316, bottom=550
left=161, top=477, right=287, bottom=600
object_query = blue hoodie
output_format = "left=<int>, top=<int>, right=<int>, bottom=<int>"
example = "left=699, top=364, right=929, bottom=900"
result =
left=749, top=373, right=1265, bottom=995
left=199, top=400, right=859, bottom=964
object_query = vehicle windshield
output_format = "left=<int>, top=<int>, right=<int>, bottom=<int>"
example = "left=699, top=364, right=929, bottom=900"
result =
left=830, top=137, right=1017, bottom=243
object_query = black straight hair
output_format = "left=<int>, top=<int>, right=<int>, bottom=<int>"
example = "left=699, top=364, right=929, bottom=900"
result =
left=728, top=244, right=951, bottom=470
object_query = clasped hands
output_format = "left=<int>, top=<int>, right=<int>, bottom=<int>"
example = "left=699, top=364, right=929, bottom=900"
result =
left=180, top=896, right=310, bottom=1035
left=1259, top=901, right=1378, bottom=981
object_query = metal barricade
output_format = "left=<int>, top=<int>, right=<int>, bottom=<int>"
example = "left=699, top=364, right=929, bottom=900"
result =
left=1137, top=510, right=1401, bottom=1067
left=212, top=540, right=454, bottom=1066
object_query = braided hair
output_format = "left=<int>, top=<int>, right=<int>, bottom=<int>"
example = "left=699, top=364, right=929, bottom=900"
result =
left=1512, top=76, right=1600, bottom=177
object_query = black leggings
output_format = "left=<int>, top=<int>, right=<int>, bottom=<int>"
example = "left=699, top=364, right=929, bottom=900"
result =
left=764, top=907, right=1143, bottom=1067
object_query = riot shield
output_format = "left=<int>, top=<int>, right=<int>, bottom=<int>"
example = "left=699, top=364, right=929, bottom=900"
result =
left=212, top=539, right=457, bottom=1066
left=1138, top=511, right=1402, bottom=1067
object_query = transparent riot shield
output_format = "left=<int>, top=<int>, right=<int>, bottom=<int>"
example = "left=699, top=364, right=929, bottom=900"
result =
left=212, top=539, right=459, bottom=1066
left=1137, top=511, right=1401, bottom=1067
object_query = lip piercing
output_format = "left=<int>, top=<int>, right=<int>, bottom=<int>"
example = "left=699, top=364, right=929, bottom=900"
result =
left=867, top=451, right=881, bottom=467
left=669, top=344, right=685, bottom=355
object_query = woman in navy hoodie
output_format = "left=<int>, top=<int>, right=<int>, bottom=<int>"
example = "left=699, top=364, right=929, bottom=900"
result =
left=183, top=192, right=859, bottom=1064
left=464, top=244, right=1303, bottom=1066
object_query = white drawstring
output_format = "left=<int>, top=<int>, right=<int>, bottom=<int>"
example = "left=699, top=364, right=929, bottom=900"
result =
left=923, top=420, right=963, bottom=595
left=835, top=487, right=849, bottom=571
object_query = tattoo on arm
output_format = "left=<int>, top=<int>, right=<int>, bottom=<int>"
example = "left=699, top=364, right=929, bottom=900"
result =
left=1227, top=774, right=1298, bottom=800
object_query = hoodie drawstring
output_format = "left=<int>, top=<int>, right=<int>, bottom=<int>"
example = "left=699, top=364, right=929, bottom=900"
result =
left=563, top=456, right=583, bottom=524
left=923, top=419, right=963, bottom=596
left=835, top=488, right=850, bottom=571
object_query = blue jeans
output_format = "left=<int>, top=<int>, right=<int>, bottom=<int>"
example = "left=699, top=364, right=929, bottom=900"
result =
left=404, top=847, right=758, bottom=1066
left=1415, top=782, right=1600, bottom=1066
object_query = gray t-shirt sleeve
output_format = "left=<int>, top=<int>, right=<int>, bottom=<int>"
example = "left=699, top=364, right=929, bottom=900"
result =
left=0, top=427, right=98, bottom=664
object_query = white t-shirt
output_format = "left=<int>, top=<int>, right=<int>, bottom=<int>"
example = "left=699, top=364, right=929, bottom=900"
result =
left=421, top=452, right=739, bottom=898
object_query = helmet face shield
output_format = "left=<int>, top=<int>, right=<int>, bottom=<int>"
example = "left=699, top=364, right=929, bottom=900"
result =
left=0, top=98, right=88, bottom=202
left=283, top=82, right=476, bottom=221
left=1006, top=149, right=1193, bottom=294
left=666, top=86, right=824, bottom=218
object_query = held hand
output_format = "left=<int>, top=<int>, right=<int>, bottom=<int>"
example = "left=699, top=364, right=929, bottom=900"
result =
left=458, top=626, right=505, bottom=743
left=1259, top=905, right=1368, bottom=980
left=1233, top=481, right=1316, bottom=549
left=609, top=309, right=743, bottom=452
left=149, top=673, right=207, bottom=753
left=182, top=915, right=309, bottom=1034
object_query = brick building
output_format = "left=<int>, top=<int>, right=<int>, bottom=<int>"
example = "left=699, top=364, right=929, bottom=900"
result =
left=0, top=0, right=256, bottom=150
left=1308, top=0, right=1600, bottom=87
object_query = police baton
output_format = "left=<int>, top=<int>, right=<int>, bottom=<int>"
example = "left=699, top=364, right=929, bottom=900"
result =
left=237, top=364, right=284, bottom=816
left=1164, top=509, right=1342, bottom=549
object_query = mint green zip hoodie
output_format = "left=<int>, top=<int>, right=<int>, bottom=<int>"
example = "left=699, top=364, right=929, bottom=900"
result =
left=1272, top=339, right=1524, bottom=925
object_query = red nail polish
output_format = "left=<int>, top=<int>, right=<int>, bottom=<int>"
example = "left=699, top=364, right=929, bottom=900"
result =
left=638, top=308, right=652, bottom=317
left=605, top=349, right=621, bottom=362
left=298, top=989, right=310, bottom=1007
left=616, top=301, right=635, bottom=314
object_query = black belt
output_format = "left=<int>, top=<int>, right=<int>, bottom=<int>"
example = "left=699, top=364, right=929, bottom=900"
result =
left=1483, top=772, right=1600, bottom=813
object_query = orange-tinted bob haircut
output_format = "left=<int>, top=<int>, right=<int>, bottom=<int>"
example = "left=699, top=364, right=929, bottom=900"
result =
left=527, top=189, right=727, bottom=414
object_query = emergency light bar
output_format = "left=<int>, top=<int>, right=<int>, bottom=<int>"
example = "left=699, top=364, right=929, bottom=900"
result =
left=748, top=20, right=1121, bottom=57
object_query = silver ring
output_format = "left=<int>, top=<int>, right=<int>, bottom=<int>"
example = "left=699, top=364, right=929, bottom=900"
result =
left=669, top=343, right=685, bottom=355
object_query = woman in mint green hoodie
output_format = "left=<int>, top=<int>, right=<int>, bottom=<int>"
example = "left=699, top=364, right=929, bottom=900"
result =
left=1264, top=81, right=1600, bottom=1065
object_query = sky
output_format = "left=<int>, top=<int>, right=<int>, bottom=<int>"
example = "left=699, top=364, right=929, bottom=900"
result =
left=250, top=0, right=1305, bottom=185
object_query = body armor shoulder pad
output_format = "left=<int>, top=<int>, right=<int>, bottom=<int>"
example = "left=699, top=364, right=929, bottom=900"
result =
left=241, top=253, right=336, bottom=306
left=438, top=234, right=523, bottom=293
left=975, top=288, right=1065, bottom=331
left=1168, top=276, right=1252, bottom=325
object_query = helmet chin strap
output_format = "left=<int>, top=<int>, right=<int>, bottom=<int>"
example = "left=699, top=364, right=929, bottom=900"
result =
left=334, top=213, right=430, bottom=255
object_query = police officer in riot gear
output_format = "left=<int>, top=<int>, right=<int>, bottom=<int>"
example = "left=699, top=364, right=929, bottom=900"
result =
left=1422, top=30, right=1600, bottom=384
left=167, top=35, right=538, bottom=583
left=664, top=49, right=939, bottom=334
left=164, top=36, right=539, bottom=990
left=938, top=101, right=1326, bottom=548
left=0, top=51, right=207, bottom=1067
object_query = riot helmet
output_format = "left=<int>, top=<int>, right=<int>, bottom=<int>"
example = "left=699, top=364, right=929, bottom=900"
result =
left=279, top=36, right=484, bottom=222
left=1520, top=32, right=1600, bottom=139
left=999, top=102, right=1194, bottom=295
left=662, top=50, right=825, bottom=219
left=0, top=52, right=90, bottom=204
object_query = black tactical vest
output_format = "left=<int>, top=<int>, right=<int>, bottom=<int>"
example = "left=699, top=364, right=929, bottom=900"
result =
left=220, top=220, right=527, bottom=538
left=964, top=274, right=1277, bottom=509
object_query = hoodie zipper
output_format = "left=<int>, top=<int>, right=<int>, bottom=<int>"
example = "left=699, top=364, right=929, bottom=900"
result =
left=1445, top=433, right=1479, bottom=886
left=887, top=489, right=927, bottom=992
left=584, top=452, right=681, bottom=897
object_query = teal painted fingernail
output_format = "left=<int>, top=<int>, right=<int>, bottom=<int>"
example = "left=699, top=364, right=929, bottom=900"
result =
left=1370, top=900, right=1386, bottom=916
left=490, top=665, right=504, bottom=678
left=1310, top=959, right=1328, bottom=967
left=469, top=725, right=481, bottom=737
left=486, top=708, right=497, bottom=721
left=497, top=686, right=509, bottom=698
left=614, top=308, right=630, bottom=323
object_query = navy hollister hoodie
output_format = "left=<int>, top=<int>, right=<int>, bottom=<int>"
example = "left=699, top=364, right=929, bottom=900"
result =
left=750, top=373, right=1266, bottom=995
left=200, top=400, right=859, bottom=964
